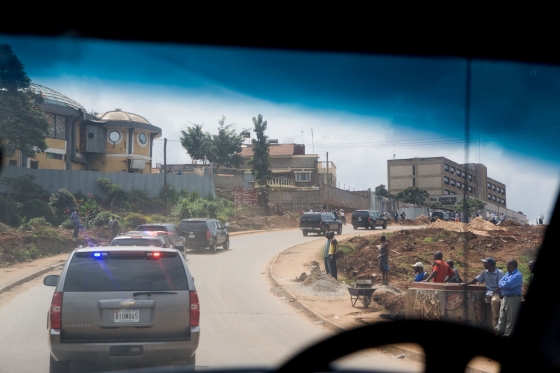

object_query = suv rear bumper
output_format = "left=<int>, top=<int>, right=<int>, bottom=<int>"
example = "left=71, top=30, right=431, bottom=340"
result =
left=49, top=327, right=200, bottom=365
left=185, top=239, right=213, bottom=249
left=352, top=221, right=373, bottom=228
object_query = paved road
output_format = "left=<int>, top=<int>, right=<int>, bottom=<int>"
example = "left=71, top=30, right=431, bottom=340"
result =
left=0, top=226, right=423, bottom=372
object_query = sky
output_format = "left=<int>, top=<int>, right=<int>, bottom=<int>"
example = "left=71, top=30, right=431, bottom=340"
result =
left=1, top=35, right=559, bottom=223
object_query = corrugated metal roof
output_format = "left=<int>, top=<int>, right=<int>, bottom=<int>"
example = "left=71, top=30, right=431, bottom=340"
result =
left=28, top=83, right=85, bottom=112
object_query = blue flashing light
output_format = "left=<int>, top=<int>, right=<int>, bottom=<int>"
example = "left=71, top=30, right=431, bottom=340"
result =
left=94, top=253, right=101, bottom=257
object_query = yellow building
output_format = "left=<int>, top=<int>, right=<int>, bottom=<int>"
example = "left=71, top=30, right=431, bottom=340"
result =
left=2, top=84, right=162, bottom=173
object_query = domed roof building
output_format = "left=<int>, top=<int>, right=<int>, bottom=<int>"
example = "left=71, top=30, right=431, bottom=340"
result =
left=2, top=84, right=162, bottom=174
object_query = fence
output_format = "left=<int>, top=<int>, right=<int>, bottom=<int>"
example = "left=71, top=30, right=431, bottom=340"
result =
left=0, top=166, right=215, bottom=199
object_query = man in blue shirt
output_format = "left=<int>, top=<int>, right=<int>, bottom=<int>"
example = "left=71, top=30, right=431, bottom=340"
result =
left=70, top=209, right=81, bottom=240
left=495, top=259, right=523, bottom=337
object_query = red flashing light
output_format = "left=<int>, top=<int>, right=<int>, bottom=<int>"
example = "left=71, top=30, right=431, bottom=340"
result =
left=153, top=252, right=161, bottom=257
left=50, top=292, right=63, bottom=329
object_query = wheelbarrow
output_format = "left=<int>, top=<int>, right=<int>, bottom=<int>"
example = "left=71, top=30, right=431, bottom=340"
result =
left=344, top=280, right=376, bottom=309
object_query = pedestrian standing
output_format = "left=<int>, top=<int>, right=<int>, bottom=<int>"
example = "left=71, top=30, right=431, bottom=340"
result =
left=495, top=259, right=523, bottom=337
left=446, top=260, right=462, bottom=283
left=327, top=231, right=338, bottom=279
left=340, top=209, right=346, bottom=225
left=412, top=262, right=429, bottom=282
left=424, top=251, right=454, bottom=283
left=70, top=209, right=80, bottom=240
left=394, top=212, right=399, bottom=224
left=377, top=236, right=389, bottom=285
left=111, top=216, right=120, bottom=239
left=462, top=257, right=504, bottom=328
left=108, top=215, right=115, bottom=236
left=323, top=232, right=332, bottom=275
left=528, top=260, right=535, bottom=282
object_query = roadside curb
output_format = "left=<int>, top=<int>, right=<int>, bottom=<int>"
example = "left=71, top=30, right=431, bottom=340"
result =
left=268, top=242, right=492, bottom=373
left=0, top=262, right=66, bottom=296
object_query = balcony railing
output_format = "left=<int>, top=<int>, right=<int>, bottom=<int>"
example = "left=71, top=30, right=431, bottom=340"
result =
left=268, top=177, right=296, bottom=187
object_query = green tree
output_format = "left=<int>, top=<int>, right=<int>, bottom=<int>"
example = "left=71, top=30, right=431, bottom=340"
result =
left=374, top=184, right=393, bottom=199
left=453, top=197, right=486, bottom=220
left=208, top=116, right=245, bottom=170
left=0, top=44, right=49, bottom=158
left=1, top=174, right=46, bottom=201
left=248, top=114, right=272, bottom=208
left=395, top=187, right=430, bottom=205
left=180, top=124, right=213, bottom=164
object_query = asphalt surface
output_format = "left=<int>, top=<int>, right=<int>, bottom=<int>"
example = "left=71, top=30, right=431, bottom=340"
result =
left=0, top=227, right=423, bottom=373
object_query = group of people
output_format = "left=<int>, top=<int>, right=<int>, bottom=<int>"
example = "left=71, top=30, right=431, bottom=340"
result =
left=411, top=251, right=528, bottom=337
left=67, top=209, right=121, bottom=241
left=485, top=212, right=506, bottom=224
left=108, top=215, right=121, bottom=239
left=388, top=211, right=406, bottom=223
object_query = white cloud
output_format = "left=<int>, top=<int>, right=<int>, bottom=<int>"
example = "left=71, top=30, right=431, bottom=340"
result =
left=36, top=77, right=559, bottom=224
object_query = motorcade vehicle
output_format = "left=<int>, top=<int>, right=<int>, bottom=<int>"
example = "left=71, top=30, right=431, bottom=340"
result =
left=430, top=211, right=453, bottom=222
left=351, top=210, right=387, bottom=230
left=110, top=231, right=181, bottom=253
left=177, top=219, right=230, bottom=253
left=136, top=224, right=186, bottom=251
left=300, top=212, right=342, bottom=236
left=43, top=246, right=199, bottom=372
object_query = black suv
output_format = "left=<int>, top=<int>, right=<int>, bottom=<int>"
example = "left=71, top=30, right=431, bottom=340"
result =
left=351, top=210, right=387, bottom=230
left=300, top=212, right=342, bottom=236
left=430, top=211, right=453, bottom=222
left=136, top=223, right=186, bottom=251
left=178, top=219, right=230, bottom=253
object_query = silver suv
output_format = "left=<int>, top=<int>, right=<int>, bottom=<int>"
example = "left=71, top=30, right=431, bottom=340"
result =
left=43, top=246, right=199, bottom=372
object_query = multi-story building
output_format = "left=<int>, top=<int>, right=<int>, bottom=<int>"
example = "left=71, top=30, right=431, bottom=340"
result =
left=387, top=157, right=526, bottom=222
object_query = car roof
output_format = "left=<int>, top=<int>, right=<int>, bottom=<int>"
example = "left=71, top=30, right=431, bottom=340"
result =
left=180, top=218, right=212, bottom=221
left=76, top=246, right=176, bottom=253
left=137, top=223, right=174, bottom=226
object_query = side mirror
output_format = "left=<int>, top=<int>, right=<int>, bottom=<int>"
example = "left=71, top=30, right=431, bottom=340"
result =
left=225, top=222, right=230, bottom=228
left=44, top=275, right=60, bottom=287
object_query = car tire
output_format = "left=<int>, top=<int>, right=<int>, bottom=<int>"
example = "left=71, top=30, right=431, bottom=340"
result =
left=223, top=237, right=230, bottom=250
left=337, top=225, right=342, bottom=235
left=49, top=356, right=70, bottom=373
left=353, top=224, right=357, bottom=230
left=180, top=353, right=196, bottom=371
left=382, top=223, right=387, bottom=230
left=303, top=230, right=308, bottom=236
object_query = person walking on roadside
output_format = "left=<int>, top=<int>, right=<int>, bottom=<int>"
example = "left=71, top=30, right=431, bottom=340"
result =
left=111, top=216, right=120, bottom=239
left=462, top=257, right=504, bottom=329
left=424, top=251, right=454, bottom=283
left=377, top=235, right=389, bottom=285
left=495, top=259, right=523, bottom=337
left=412, top=262, right=429, bottom=282
left=108, top=215, right=115, bottom=236
left=327, top=231, right=338, bottom=279
left=70, top=208, right=81, bottom=241
left=446, top=260, right=462, bottom=283
left=394, top=211, right=399, bottom=224
left=340, top=209, right=346, bottom=225
left=323, top=231, right=332, bottom=275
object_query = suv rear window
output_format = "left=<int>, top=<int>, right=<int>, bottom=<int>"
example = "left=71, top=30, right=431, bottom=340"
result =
left=353, top=211, right=369, bottom=217
left=179, top=221, right=209, bottom=232
left=64, top=252, right=188, bottom=292
left=301, top=213, right=320, bottom=221
left=137, top=225, right=166, bottom=232
left=111, top=238, right=164, bottom=246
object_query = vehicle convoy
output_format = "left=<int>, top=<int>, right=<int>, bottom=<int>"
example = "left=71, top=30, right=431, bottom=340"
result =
left=110, top=231, right=177, bottom=250
left=43, top=246, right=199, bottom=372
left=136, top=224, right=186, bottom=251
left=300, top=212, right=343, bottom=236
left=351, top=210, right=387, bottom=230
left=178, top=219, right=230, bottom=253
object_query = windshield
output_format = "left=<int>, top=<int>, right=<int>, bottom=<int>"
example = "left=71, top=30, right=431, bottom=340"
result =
left=0, top=34, right=558, bottom=372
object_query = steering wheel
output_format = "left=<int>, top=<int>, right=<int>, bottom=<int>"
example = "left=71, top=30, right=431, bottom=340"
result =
left=275, top=320, right=513, bottom=373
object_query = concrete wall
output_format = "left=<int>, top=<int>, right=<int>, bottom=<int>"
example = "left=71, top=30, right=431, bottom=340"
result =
left=0, top=165, right=215, bottom=198
left=389, top=178, right=413, bottom=190
left=214, top=174, right=245, bottom=190
left=417, top=176, right=441, bottom=189
left=389, top=165, right=413, bottom=177
left=268, top=184, right=370, bottom=211
left=417, top=163, right=440, bottom=175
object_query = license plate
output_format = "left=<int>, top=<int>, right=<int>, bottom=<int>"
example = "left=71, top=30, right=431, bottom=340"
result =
left=189, top=234, right=195, bottom=238
left=114, top=309, right=140, bottom=323
left=358, top=217, right=362, bottom=221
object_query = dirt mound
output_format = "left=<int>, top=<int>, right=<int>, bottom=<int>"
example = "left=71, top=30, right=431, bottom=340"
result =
left=303, top=272, right=321, bottom=286
left=500, top=220, right=522, bottom=227
left=467, top=217, right=504, bottom=231
left=414, top=215, right=430, bottom=225
left=309, top=276, right=345, bottom=294
left=373, top=289, right=405, bottom=318
left=426, top=220, right=467, bottom=231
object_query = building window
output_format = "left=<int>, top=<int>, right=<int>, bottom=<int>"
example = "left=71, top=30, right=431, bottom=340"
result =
left=30, top=161, right=39, bottom=169
left=444, top=176, right=449, bottom=184
left=46, top=152, right=63, bottom=160
left=456, top=169, right=461, bottom=176
left=450, top=179, right=455, bottom=186
left=457, top=181, right=462, bottom=188
left=45, top=113, right=66, bottom=140
left=468, top=174, right=472, bottom=181
left=137, top=132, right=148, bottom=147
left=412, top=165, right=415, bottom=175
left=492, top=195, right=496, bottom=201
left=295, top=172, right=311, bottom=182
left=488, top=193, right=492, bottom=199
left=503, top=188, right=506, bottom=194
left=450, top=166, right=455, bottom=173
left=501, top=198, right=505, bottom=204
left=461, top=171, right=465, bottom=177
left=444, top=164, right=449, bottom=171
left=451, top=191, right=456, bottom=195
left=444, top=189, right=450, bottom=195
left=109, top=130, right=121, bottom=142
left=503, top=199, right=506, bottom=205
left=487, top=182, right=491, bottom=188
left=413, top=177, right=416, bottom=187
left=468, top=186, right=473, bottom=193
left=9, top=160, right=17, bottom=166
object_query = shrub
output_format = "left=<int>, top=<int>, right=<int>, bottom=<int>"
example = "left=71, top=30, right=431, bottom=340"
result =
left=122, top=213, right=149, bottom=229
left=96, top=178, right=121, bottom=194
left=147, top=214, right=170, bottom=223
left=126, top=189, right=151, bottom=211
left=31, top=226, right=69, bottom=255
left=0, top=196, right=22, bottom=227
left=78, top=195, right=102, bottom=229
left=49, top=189, right=77, bottom=223
left=92, top=211, right=113, bottom=227
left=25, top=217, right=52, bottom=230
left=21, top=199, right=56, bottom=224
left=60, top=219, right=74, bottom=229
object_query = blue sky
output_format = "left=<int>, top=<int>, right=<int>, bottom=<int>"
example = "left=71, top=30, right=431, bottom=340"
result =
left=1, top=35, right=559, bottom=222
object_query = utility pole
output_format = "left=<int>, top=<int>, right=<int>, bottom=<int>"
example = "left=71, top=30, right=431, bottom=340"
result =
left=163, top=138, right=167, bottom=216
left=326, top=152, right=329, bottom=210
left=311, top=128, right=315, bottom=154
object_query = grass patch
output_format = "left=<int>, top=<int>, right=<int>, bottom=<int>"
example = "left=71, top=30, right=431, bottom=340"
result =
left=338, top=243, right=357, bottom=254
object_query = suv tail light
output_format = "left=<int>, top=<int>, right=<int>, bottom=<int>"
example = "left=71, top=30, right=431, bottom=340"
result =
left=206, top=230, right=211, bottom=239
left=50, top=291, right=63, bottom=329
left=190, top=291, right=200, bottom=327
left=368, top=216, right=372, bottom=222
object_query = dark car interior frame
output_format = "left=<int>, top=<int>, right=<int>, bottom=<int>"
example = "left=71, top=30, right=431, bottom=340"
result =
left=2, top=23, right=559, bottom=373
